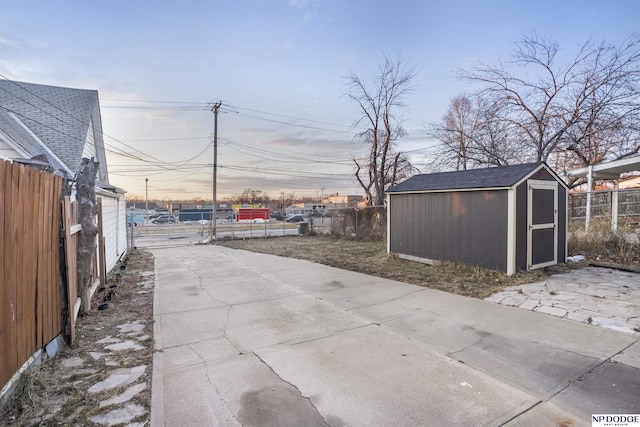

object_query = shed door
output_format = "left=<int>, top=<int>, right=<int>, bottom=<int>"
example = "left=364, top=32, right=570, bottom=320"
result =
left=527, top=180, right=558, bottom=270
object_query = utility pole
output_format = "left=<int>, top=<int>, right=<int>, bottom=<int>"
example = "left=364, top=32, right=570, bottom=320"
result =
left=281, top=192, right=285, bottom=236
left=145, top=178, right=148, bottom=223
left=210, top=101, right=221, bottom=242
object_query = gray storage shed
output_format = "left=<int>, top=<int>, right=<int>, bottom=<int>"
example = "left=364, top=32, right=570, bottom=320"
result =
left=386, top=162, right=567, bottom=275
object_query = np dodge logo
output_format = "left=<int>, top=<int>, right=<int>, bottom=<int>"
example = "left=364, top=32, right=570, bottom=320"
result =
left=592, top=414, right=640, bottom=427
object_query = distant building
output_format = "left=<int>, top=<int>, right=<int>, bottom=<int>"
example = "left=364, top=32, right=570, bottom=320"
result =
left=620, top=175, right=640, bottom=189
left=126, top=201, right=157, bottom=211
left=283, top=195, right=366, bottom=216
left=324, top=194, right=365, bottom=209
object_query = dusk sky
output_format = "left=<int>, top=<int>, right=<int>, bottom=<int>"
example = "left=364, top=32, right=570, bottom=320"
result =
left=1, top=0, right=638, bottom=202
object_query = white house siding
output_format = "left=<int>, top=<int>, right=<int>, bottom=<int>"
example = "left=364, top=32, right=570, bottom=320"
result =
left=0, top=138, right=21, bottom=160
left=98, top=192, right=127, bottom=273
left=82, top=118, right=97, bottom=163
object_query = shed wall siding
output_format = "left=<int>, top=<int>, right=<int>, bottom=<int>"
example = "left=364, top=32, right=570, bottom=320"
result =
left=389, top=190, right=508, bottom=270
left=529, top=168, right=555, bottom=182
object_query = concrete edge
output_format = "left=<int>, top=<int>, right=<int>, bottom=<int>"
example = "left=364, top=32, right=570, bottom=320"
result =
left=151, top=254, right=165, bottom=427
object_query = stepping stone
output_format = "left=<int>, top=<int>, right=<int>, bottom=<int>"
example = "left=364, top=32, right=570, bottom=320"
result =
left=99, top=383, right=147, bottom=407
left=88, top=365, right=146, bottom=393
left=89, top=403, right=146, bottom=426
left=105, top=341, right=145, bottom=352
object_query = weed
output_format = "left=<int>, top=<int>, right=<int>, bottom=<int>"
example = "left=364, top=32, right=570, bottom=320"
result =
left=568, top=217, right=640, bottom=264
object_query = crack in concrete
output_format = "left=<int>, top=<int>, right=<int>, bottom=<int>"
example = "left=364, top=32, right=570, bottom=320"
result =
left=498, top=340, right=640, bottom=425
left=445, top=335, right=487, bottom=359
left=345, top=287, right=429, bottom=311
left=287, top=323, right=374, bottom=346
left=204, top=366, right=241, bottom=425
left=181, top=257, right=250, bottom=353
left=184, top=257, right=229, bottom=306
left=496, top=400, right=544, bottom=426
left=253, top=352, right=331, bottom=427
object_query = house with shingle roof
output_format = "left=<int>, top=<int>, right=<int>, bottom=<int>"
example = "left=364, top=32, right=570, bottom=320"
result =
left=0, top=79, right=109, bottom=181
left=0, top=79, right=126, bottom=273
left=386, top=162, right=568, bottom=274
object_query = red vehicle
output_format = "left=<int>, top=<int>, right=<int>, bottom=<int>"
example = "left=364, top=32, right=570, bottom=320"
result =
left=236, top=208, right=269, bottom=222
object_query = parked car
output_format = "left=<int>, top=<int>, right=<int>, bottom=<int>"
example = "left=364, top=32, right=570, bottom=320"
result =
left=152, top=215, right=176, bottom=224
left=271, top=211, right=286, bottom=221
left=285, top=214, right=305, bottom=223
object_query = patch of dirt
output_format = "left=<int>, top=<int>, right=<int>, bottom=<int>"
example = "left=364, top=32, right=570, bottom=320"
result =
left=217, top=236, right=547, bottom=299
left=1, top=249, right=155, bottom=426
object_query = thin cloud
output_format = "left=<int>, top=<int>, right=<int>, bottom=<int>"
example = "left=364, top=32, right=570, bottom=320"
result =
left=0, top=36, right=14, bottom=47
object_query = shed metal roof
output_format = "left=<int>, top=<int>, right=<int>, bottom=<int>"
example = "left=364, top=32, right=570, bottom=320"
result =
left=387, top=162, right=545, bottom=193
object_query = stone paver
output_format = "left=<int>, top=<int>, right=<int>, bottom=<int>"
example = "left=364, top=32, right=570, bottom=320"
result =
left=88, top=365, right=147, bottom=393
left=486, top=266, right=640, bottom=335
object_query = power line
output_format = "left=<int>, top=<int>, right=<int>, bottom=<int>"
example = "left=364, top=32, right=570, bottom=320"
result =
left=222, top=103, right=352, bottom=129
left=101, top=97, right=354, bottom=130
left=222, top=137, right=362, bottom=165
left=0, top=78, right=372, bottom=193
left=0, top=75, right=200, bottom=169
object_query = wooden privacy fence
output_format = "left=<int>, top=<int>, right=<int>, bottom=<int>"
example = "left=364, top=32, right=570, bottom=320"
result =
left=0, top=160, right=64, bottom=392
left=569, top=188, right=640, bottom=227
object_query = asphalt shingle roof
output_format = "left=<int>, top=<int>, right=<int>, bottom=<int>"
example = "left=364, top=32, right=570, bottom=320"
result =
left=387, top=162, right=544, bottom=193
left=0, top=79, right=106, bottom=179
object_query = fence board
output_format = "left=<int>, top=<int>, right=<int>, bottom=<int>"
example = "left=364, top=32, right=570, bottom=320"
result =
left=0, top=160, right=7, bottom=389
left=62, top=196, right=79, bottom=344
left=18, top=165, right=35, bottom=364
left=41, top=174, right=52, bottom=344
left=35, top=171, right=45, bottom=348
left=49, top=176, right=63, bottom=339
left=6, top=163, right=20, bottom=386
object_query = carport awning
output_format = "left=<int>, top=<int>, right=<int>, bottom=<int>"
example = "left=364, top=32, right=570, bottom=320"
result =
left=568, top=156, right=640, bottom=180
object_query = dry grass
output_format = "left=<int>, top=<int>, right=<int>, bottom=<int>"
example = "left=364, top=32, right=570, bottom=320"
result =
left=217, top=236, right=547, bottom=299
left=569, top=218, right=640, bottom=266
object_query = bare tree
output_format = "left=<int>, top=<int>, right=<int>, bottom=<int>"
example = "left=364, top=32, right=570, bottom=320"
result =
left=346, top=55, right=416, bottom=205
left=457, top=31, right=640, bottom=182
left=234, top=188, right=269, bottom=205
left=430, top=95, right=476, bottom=170
left=427, top=95, right=524, bottom=170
